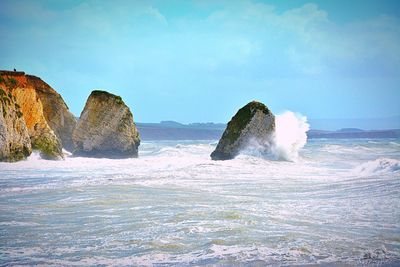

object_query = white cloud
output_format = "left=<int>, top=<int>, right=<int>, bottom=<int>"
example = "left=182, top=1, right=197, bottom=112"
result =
left=144, top=6, right=168, bottom=26
left=1, top=0, right=399, bottom=78
left=202, top=1, right=400, bottom=76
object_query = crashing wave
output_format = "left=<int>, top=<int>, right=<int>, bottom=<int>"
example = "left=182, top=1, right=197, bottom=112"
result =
left=353, top=158, right=400, bottom=176
left=240, top=111, right=309, bottom=162
left=271, top=111, right=309, bottom=161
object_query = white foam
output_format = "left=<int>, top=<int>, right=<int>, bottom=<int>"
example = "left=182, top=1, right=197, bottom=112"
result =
left=353, top=158, right=400, bottom=176
left=271, top=111, right=310, bottom=161
left=1, top=139, right=399, bottom=266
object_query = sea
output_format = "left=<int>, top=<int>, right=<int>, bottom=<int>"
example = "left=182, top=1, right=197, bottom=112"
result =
left=0, top=114, right=399, bottom=266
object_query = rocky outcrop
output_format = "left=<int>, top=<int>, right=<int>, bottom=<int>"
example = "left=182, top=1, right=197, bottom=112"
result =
left=211, top=101, right=275, bottom=160
left=0, top=87, right=32, bottom=162
left=28, top=75, right=77, bottom=152
left=72, top=90, right=140, bottom=158
left=0, top=71, right=75, bottom=160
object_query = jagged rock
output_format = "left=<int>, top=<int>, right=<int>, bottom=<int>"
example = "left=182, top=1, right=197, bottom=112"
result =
left=0, top=87, right=32, bottom=162
left=0, top=71, right=69, bottom=160
left=72, top=90, right=140, bottom=158
left=211, top=101, right=275, bottom=160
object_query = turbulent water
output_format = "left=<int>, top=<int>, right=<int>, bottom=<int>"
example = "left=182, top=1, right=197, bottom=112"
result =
left=1, top=139, right=399, bottom=266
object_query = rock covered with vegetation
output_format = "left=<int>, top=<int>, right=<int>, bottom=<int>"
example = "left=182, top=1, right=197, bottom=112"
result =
left=72, top=90, right=140, bottom=158
left=211, top=101, right=275, bottom=160
left=0, top=71, right=75, bottom=160
left=0, top=87, right=32, bottom=162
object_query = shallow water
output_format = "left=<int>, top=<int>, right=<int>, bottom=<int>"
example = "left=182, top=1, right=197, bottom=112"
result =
left=0, top=139, right=399, bottom=266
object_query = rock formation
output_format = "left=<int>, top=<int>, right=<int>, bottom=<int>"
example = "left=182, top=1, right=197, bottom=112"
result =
left=211, top=101, right=275, bottom=160
left=72, top=90, right=140, bottom=158
left=0, top=71, right=76, bottom=159
left=28, top=75, right=77, bottom=152
left=0, top=87, right=32, bottom=162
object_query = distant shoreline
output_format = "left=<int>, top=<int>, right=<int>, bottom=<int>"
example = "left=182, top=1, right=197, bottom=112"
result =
left=136, top=122, right=400, bottom=141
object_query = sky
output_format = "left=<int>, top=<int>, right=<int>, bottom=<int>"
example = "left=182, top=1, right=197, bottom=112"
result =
left=0, top=0, right=399, bottom=128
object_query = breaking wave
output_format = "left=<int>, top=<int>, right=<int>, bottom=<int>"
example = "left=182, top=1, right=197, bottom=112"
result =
left=354, top=158, right=400, bottom=176
left=271, top=111, right=310, bottom=161
left=240, top=111, right=309, bottom=161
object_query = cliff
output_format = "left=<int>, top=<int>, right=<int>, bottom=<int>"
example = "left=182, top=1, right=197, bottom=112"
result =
left=0, top=71, right=76, bottom=159
left=27, top=75, right=77, bottom=151
left=73, top=90, right=140, bottom=158
left=0, top=87, right=32, bottom=161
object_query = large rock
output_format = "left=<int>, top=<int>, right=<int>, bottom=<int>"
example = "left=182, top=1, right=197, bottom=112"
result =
left=211, top=101, right=275, bottom=160
left=72, top=90, right=140, bottom=158
left=28, top=75, right=77, bottom=152
left=0, top=71, right=72, bottom=160
left=0, top=87, right=32, bottom=162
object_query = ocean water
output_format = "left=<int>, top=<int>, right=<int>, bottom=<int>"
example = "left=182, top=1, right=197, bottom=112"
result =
left=0, top=138, right=399, bottom=266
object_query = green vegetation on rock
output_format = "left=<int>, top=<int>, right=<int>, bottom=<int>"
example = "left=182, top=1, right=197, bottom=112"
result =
left=222, top=101, right=270, bottom=144
left=0, top=88, right=11, bottom=116
left=211, top=101, right=275, bottom=160
left=16, top=110, right=23, bottom=118
left=5, top=145, right=31, bottom=162
left=32, top=135, right=63, bottom=160
left=91, top=90, right=125, bottom=105
left=5, top=77, right=18, bottom=89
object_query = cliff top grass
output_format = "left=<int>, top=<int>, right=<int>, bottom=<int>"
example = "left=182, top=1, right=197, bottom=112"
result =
left=0, top=70, right=25, bottom=76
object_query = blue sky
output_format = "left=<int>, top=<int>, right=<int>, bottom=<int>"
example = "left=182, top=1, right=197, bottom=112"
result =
left=0, top=0, right=399, bottom=127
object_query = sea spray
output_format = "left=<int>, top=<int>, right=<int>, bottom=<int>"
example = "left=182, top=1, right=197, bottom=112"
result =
left=239, top=111, right=309, bottom=161
left=271, top=111, right=310, bottom=161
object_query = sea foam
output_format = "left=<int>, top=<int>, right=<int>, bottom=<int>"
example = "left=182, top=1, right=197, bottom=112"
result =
left=1, top=139, right=399, bottom=266
left=353, top=158, right=400, bottom=176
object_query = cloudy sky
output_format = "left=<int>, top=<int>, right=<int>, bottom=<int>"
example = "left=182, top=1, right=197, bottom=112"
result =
left=1, top=0, right=399, bottom=126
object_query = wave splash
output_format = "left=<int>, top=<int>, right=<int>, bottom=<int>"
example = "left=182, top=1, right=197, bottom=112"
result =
left=271, top=111, right=310, bottom=161
left=239, top=111, right=309, bottom=161
left=353, top=158, right=400, bottom=176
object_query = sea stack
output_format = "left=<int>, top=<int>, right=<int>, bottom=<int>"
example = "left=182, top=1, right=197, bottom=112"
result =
left=211, top=101, right=275, bottom=160
left=0, top=71, right=76, bottom=160
left=0, top=87, right=32, bottom=162
left=72, top=90, right=140, bottom=158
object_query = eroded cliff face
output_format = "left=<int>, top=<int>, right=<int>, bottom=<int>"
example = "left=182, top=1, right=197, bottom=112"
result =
left=211, top=101, right=275, bottom=160
left=73, top=90, right=140, bottom=158
left=0, top=87, right=32, bottom=162
left=27, top=75, right=77, bottom=152
left=0, top=71, right=75, bottom=159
